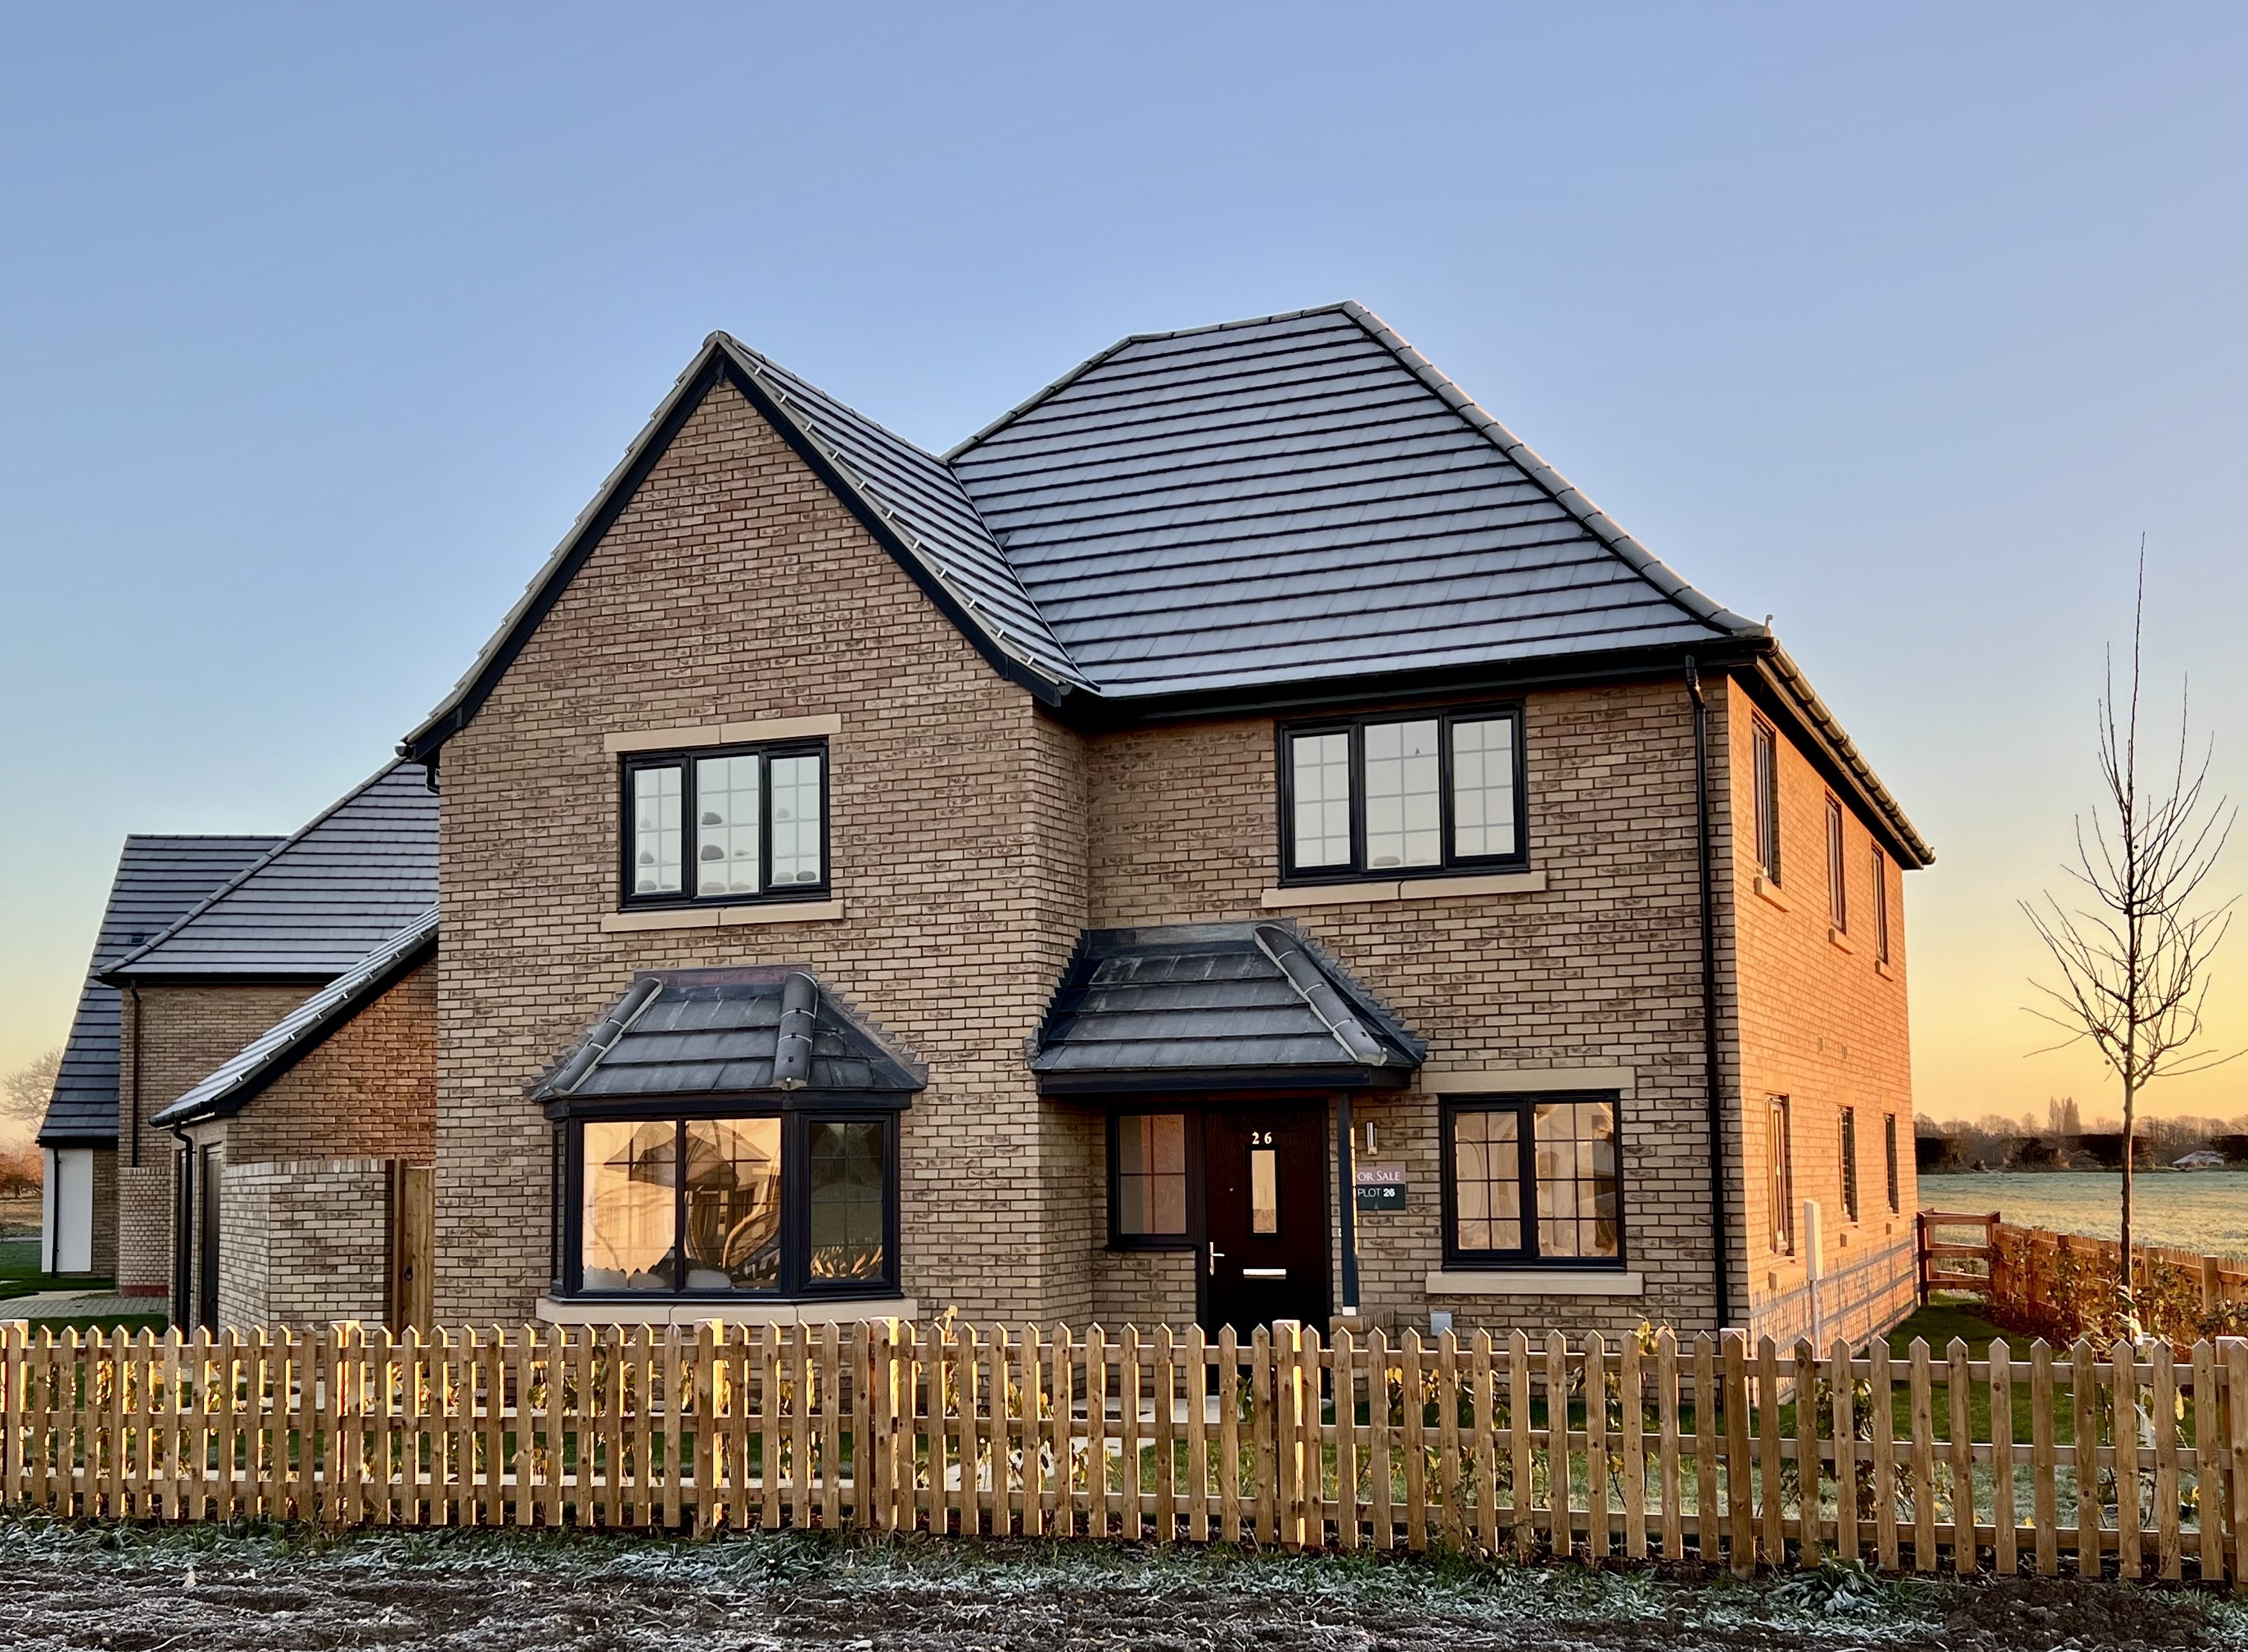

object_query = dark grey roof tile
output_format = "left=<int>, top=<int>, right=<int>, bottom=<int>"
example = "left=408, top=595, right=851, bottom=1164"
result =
left=38, top=835, right=284, bottom=1144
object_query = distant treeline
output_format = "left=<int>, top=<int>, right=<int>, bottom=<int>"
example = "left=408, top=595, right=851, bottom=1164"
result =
left=1917, top=1108, right=2248, bottom=1174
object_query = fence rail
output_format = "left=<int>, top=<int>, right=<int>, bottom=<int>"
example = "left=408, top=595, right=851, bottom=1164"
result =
left=6, top=1318, right=2247, bottom=1577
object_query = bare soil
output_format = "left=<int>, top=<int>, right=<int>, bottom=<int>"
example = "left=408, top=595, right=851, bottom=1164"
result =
left=0, top=1520, right=2240, bottom=1651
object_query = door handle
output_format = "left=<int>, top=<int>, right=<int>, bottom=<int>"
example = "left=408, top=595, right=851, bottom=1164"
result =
left=1208, top=1243, right=1224, bottom=1273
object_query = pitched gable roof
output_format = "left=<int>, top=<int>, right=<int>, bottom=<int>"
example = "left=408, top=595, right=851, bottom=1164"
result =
left=104, top=760, right=438, bottom=982
left=38, top=835, right=282, bottom=1145
left=150, top=909, right=437, bottom=1128
left=397, top=302, right=1928, bottom=865
left=947, top=303, right=1762, bottom=698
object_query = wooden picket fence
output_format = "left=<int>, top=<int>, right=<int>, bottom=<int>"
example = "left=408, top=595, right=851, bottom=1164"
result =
left=6, top=1317, right=2248, bottom=1578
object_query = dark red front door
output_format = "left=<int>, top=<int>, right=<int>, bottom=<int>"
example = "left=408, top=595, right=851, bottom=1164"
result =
left=1201, top=1108, right=1330, bottom=1333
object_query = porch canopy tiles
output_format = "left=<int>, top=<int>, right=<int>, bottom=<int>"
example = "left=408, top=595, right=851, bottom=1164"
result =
left=1032, top=922, right=1424, bottom=1094
left=531, top=966, right=927, bottom=1112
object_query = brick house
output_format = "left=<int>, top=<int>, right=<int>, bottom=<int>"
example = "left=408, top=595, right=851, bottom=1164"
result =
left=42, top=301, right=1930, bottom=1347
left=397, top=301, right=1931, bottom=1347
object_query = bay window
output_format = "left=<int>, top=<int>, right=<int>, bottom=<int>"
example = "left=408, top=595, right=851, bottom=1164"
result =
left=1280, top=705, right=1527, bottom=882
left=565, top=1110, right=895, bottom=1298
left=1441, top=1094, right=1623, bottom=1268
left=621, top=737, right=827, bottom=908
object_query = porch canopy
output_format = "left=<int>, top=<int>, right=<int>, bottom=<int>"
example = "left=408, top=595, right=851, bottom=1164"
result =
left=533, top=966, right=926, bottom=1110
left=1032, top=922, right=1424, bottom=1094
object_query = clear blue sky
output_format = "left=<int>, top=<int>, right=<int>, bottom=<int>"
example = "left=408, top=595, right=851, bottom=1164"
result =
left=4, top=4, right=2244, bottom=1131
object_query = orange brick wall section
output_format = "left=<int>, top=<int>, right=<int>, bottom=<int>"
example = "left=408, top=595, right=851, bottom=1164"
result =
left=1723, top=673, right=1918, bottom=1349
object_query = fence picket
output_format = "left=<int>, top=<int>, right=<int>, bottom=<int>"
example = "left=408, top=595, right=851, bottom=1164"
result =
left=1908, top=1339, right=1936, bottom=1571
left=1544, top=1331, right=1568, bottom=1561
left=1947, top=1338, right=1975, bottom=1575
left=1870, top=1337, right=1897, bottom=1571
left=2072, top=1339, right=2100, bottom=1578
left=1584, top=1333, right=1608, bottom=1564
left=1507, top=1330, right=1533, bottom=1560
left=1469, top=1331, right=1495, bottom=1557
left=1756, top=1337, right=1784, bottom=1567
left=2192, top=1339, right=2219, bottom=1583
left=1990, top=1339, right=2016, bottom=1575
left=1335, top=1327, right=1360, bottom=1552
left=2030, top=1341, right=2057, bottom=1577
left=1183, top=1325, right=1207, bottom=1544
left=2112, top=1337, right=2141, bottom=1580
left=2153, top=1342, right=2181, bottom=1580
left=1400, top=1330, right=1425, bottom=1553
left=1620, top=1331, right=1645, bottom=1562
left=1792, top=1340, right=1820, bottom=1566
left=1722, top=1332, right=1753, bottom=1576
left=1831, top=1335, right=1857, bottom=1564
left=1655, top=1330, right=1681, bottom=1562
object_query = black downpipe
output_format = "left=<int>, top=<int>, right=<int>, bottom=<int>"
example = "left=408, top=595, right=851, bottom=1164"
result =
left=1686, top=659, right=1733, bottom=1330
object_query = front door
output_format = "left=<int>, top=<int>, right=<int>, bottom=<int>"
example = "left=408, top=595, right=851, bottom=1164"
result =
left=1201, top=1108, right=1330, bottom=1333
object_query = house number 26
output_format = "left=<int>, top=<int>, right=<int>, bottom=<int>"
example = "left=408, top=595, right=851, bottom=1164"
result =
left=1250, top=1130, right=1273, bottom=1144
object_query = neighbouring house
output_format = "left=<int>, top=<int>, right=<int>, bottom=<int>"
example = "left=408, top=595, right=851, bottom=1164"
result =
left=37, top=835, right=281, bottom=1277
left=41, top=301, right=1930, bottom=1349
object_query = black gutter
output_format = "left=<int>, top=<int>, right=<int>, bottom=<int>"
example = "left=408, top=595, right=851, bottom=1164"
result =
left=1054, top=639, right=1767, bottom=734
left=1685, top=658, right=1732, bottom=1331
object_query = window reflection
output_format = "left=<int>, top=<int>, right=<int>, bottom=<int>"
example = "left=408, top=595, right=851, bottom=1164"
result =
left=683, top=1118, right=782, bottom=1291
left=581, top=1120, right=677, bottom=1291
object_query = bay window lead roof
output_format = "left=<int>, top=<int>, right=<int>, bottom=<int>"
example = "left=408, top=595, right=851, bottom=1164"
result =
left=531, top=966, right=928, bottom=1101
left=1033, top=922, right=1425, bottom=1093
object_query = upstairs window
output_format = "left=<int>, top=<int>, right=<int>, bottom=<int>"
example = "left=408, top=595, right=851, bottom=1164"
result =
left=1871, top=846, right=1892, bottom=963
left=1752, top=721, right=1782, bottom=885
left=1825, top=796, right=1848, bottom=932
left=622, top=739, right=828, bottom=906
left=1280, top=706, right=1526, bottom=882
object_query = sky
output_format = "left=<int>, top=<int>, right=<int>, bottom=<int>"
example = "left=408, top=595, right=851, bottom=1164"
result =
left=3, top=4, right=2245, bottom=1142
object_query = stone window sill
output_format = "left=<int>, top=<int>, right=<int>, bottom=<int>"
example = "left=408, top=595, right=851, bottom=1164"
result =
left=1262, top=870, right=1546, bottom=910
left=1829, top=926, right=1855, bottom=954
left=1426, top=1270, right=1644, bottom=1298
left=535, top=1294, right=916, bottom=1327
left=601, top=899, right=844, bottom=934
left=1752, top=874, right=1789, bottom=911
left=1875, top=958, right=1898, bottom=980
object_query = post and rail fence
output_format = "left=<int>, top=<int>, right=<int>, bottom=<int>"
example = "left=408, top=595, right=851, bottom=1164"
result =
left=1916, top=1209, right=2248, bottom=1341
left=7, top=1315, right=2248, bottom=1579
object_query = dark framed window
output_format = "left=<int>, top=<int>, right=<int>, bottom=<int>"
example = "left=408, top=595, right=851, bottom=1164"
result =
left=1752, top=720, right=1782, bottom=885
left=1440, top=1094, right=1624, bottom=1269
left=1108, top=1110, right=1194, bottom=1248
left=1766, top=1096, right=1793, bottom=1253
left=1825, top=797, right=1848, bottom=932
left=1884, top=1113, right=1901, bottom=1213
left=563, top=1110, right=897, bottom=1299
left=620, top=739, right=828, bottom=908
left=1277, top=705, right=1528, bottom=883
left=1871, top=846, right=1891, bottom=964
left=1840, top=1106, right=1859, bottom=1222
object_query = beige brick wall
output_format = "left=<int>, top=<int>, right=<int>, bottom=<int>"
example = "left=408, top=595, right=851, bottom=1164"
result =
left=1724, top=674, right=1917, bottom=1349
left=1081, top=682, right=1738, bottom=1339
left=216, top=1158, right=391, bottom=1328
left=113, top=982, right=318, bottom=1293
left=434, top=379, right=1093, bottom=1325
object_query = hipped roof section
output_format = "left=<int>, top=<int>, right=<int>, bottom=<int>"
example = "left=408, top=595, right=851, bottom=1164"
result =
left=104, top=760, right=438, bottom=982
left=398, top=301, right=1930, bottom=865
left=151, top=909, right=437, bottom=1129
left=530, top=966, right=927, bottom=1102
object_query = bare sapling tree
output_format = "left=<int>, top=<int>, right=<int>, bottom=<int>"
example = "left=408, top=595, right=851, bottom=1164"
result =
left=2024, top=547, right=2238, bottom=1330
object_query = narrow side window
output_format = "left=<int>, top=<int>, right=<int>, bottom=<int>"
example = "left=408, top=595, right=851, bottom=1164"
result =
left=1871, top=846, right=1891, bottom=964
left=1840, top=1106, right=1859, bottom=1222
left=1766, top=1096, right=1793, bottom=1253
left=1884, top=1113, right=1900, bottom=1213
left=1752, top=721, right=1782, bottom=885
left=1825, top=796, right=1848, bottom=932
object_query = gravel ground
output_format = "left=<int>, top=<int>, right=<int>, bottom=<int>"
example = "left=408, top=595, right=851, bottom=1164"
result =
left=1, top=1518, right=2242, bottom=1651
